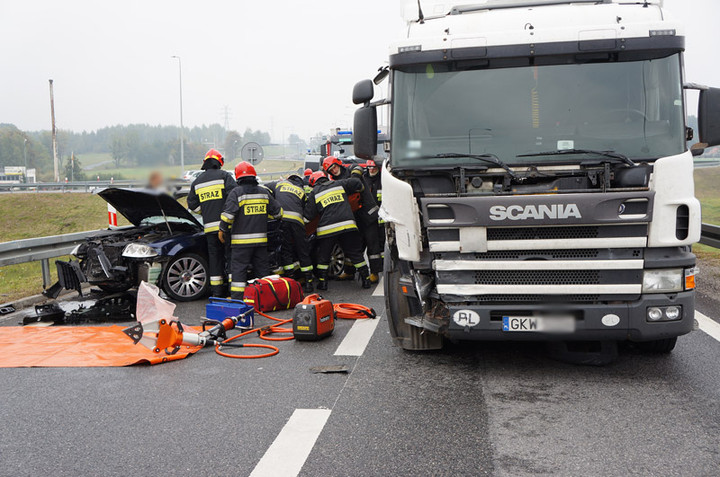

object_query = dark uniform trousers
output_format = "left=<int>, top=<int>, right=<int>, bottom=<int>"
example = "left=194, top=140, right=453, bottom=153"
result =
left=281, top=221, right=313, bottom=273
left=357, top=212, right=383, bottom=274
left=230, top=246, right=270, bottom=300
left=206, top=232, right=227, bottom=290
left=316, top=230, right=367, bottom=277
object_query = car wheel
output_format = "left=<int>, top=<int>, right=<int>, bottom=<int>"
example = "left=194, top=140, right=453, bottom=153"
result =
left=328, top=243, right=345, bottom=278
left=162, top=253, right=209, bottom=302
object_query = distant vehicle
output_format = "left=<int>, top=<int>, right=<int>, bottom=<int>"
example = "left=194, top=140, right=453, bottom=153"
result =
left=303, top=130, right=388, bottom=171
left=182, top=170, right=203, bottom=182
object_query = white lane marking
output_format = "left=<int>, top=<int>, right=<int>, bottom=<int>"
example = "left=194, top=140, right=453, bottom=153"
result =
left=334, top=317, right=381, bottom=356
left=696, top=311, right=720, bottom=342
left=372, top=277, right=384, bottom=296
left=249, top=409, right=331, bottom=477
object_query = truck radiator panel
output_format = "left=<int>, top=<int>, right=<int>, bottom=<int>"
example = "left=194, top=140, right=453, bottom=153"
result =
left=433, top=259, right=644, bottom=271
left=434, top=249, right=643, bottom=260
left=471, top=294, right=601, bottom=303
left=435, top=284, right=642, bottom=295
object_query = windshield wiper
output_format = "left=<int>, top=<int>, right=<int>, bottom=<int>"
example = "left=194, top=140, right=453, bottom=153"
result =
left=517, top=149, right=636, bottom=167
left=414, top=153, right=520, bottom=179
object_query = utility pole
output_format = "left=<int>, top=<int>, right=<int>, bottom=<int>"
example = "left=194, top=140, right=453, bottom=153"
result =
left=23, top=138, right=28, bottom=182
left=49, top=79, right=60, bottom=182
left=221, top=105, right=231, bottom=132
left=171, top=56, right=184, bottom=173
left=71, top=151, right=75, bottom=183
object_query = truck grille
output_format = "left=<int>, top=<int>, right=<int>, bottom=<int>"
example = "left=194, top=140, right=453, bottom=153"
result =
left=432, top=228, right=646, bottom=298
left=473, top=270, right=600, bottom=285
left=422, top=193, right=651, bottom=299
left=475, top=294, right=600, bottom=303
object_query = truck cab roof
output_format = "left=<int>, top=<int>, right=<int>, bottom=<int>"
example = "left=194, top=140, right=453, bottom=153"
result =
left=393, top=0, right=679, bottom=66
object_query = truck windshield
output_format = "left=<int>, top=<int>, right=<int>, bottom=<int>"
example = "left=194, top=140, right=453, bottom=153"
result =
left=392, top=54, right=685, bottom=168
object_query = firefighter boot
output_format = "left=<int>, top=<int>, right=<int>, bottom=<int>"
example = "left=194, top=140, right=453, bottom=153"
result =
left=316, top=270, right=328, bottom=291
left=359, top=266, right=372, bottom=289
left=210, top=284, right=228, bottom=298
left=303, top=271, right=314, bottom=293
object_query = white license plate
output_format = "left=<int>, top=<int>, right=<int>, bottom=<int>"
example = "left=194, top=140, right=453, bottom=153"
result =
left=502, top=315, right=575, bottom=333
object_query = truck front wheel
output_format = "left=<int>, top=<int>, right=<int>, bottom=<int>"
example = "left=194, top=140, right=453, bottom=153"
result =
left=384, top=244, right=443, bottom=351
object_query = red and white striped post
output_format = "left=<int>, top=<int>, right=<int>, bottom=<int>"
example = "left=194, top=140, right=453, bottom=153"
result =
left=108, top=204, right=118, bottom=227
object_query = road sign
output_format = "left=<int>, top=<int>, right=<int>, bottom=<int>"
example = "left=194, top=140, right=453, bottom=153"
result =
left=241, top=142, right=264, bottom=165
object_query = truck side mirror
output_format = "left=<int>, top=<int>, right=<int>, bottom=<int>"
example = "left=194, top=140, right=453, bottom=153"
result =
left=353, top=79, right=374, bottom=105
left=353, top=106, right=378, bottom=160
left=699, top=87, right=720, bottom=147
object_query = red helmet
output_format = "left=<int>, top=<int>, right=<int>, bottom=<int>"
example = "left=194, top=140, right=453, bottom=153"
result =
left=363, top=160, right=378, bottom=168
left=204, top=149, right=224, bottom=166
left=303, top=168, right=312, bottom=176
left=322, top=156, right=343, bottom=173
left=309, top=171, right=327, bottom=187
left=234, top=161, right=257, bottom=179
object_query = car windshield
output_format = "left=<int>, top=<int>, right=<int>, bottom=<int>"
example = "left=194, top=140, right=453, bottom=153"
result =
left=139, top=216, right=199, bottom=227
left=391, top=54, right=685, bottom=168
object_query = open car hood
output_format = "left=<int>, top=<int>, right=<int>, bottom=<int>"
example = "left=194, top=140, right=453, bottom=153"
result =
left=98, top=188, right=202, bottom=228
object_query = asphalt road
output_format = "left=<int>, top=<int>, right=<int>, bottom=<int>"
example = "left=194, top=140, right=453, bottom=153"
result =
left=1, top=278, right=719, bottom=476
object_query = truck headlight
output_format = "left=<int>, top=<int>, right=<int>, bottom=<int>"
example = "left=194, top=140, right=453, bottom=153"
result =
left=122, top=243, right=158, bottom=258
left=642, top=269, right=683, bottom=293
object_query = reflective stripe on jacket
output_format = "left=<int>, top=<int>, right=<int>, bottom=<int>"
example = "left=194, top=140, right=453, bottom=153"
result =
left=220, top=181, right=283, bottom=247
left=304, top=177, right=363, bottom=237
left=187, top=169, right=237, bottom=234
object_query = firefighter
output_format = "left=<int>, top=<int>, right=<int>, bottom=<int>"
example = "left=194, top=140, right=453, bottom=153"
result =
left=304, top=170, right=371, bottom=290
left=187, top=149, right=236, bottom=297
left=322, top=156, right=382, bottom=283
left=364, top=159, right=385, bottom=258
left=303, top=168, right=313, bottom=195
left=219, top=162, right=283, bottom=299
left=266, top=174, right=314, bottom=293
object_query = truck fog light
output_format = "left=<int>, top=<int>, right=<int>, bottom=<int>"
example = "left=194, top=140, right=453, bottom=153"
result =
left=123, top=243, right=158, bottom=258
left=665, top=306, right=681, bottom=321
left=642, top=269, right=683, bottom=293
left=647, top=307, right=663, bottom=322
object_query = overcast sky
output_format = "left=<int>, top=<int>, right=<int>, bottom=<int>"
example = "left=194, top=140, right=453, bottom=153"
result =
left=0, top=0, right=717, bottom=141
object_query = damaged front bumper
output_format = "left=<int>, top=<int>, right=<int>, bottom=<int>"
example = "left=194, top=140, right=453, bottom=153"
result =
left=405, top=291, right=695, bottom=342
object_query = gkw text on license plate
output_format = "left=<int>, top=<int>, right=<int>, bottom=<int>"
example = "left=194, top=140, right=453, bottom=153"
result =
left=502, top=315, right=575, bottom=333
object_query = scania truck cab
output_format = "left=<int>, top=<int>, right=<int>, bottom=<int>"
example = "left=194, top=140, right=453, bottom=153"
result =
left=351, top=0, right=720, bottom=354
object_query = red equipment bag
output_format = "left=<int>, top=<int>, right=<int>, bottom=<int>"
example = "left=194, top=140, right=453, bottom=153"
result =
left=243, top=277, right=305, bottom=312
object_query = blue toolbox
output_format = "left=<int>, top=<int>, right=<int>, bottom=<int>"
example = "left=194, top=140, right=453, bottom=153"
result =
left=205, top=298, right=254, bottom=329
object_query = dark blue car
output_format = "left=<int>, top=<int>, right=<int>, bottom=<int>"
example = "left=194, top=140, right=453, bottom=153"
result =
left=72, top=188, right=210, bottom=301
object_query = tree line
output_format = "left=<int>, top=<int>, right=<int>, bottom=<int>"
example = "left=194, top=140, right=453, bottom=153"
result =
left=0, top=123, right=284, bottom=181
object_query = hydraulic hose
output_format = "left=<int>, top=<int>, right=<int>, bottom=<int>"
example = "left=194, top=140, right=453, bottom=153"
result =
left=213, top=303, right=375, bottom=359
left=333, top=303, right=376, bottom=320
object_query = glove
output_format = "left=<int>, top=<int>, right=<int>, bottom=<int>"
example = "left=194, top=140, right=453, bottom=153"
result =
left=218, top=230, right=225, bottom=244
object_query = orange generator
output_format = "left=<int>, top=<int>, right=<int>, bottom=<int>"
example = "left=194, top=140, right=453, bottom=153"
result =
left=292, top=294, right=334, bottom=341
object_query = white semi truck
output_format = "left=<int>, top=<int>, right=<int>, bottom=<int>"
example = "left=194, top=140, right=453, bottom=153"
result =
left=351, top=0, right=720, bottom=358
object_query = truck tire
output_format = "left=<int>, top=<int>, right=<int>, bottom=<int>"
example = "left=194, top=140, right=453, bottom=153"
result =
left=384, top=244, right=443, bottom=351
left=636, top=337, right=677, bottom=354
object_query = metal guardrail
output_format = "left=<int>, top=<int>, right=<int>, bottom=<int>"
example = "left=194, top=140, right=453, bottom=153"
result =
left=0, top=230, right=101, bottom=288
left=2, top=219, right=719, bottom=296
left=0, top=170, right=300, bottom=193
left=700, top=223, right=720, bottom=249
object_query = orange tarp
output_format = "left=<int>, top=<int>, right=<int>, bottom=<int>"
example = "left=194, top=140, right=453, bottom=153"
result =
left=0, top=325, right=201, bottom=368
